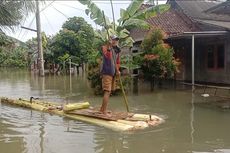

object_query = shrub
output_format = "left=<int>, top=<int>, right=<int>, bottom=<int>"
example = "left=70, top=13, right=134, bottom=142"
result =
left=140, top=29, right=180, bottom=80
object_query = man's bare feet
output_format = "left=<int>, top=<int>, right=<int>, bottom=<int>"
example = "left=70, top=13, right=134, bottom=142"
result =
left=98, top=110, right=112, bottom=117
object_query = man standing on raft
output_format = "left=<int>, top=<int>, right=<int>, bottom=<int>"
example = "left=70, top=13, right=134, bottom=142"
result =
left=100, top=35, right=121, bottom=115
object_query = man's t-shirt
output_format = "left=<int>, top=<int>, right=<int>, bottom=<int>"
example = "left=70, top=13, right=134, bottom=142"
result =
left=100, top=45, right=120, bottom=76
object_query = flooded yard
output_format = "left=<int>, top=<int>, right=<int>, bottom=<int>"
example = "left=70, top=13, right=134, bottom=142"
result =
left=0, top=69, right=230, bottom=153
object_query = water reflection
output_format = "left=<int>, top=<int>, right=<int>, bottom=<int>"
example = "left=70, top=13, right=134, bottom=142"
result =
left=1, top=69, right=230, bottom=153
left=191, top=93, right=195, bottom=144
left=0, top=114, right=26, bottom=153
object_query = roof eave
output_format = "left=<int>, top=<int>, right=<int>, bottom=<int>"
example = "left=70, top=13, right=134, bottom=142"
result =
left=168, top=30, right=228, bottom=39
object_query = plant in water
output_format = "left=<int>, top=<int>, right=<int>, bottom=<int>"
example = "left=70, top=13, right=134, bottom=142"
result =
left=79, top=0, right=170, bottom=94
left=140, top=28, right=180, bottom=81
left=87, top=50, right=103, bottom=95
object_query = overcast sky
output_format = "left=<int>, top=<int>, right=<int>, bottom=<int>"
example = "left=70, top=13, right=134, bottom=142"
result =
left=5, top=0, right=166, bottom=42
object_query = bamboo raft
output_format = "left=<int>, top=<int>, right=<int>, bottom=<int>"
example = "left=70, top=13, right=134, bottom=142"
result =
left=0, top=97, right=164, bottom=131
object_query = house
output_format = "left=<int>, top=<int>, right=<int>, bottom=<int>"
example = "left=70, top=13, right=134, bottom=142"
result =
left=205, top=1, right=230, bottom=15
left=130, top=0, right=230, bottom=84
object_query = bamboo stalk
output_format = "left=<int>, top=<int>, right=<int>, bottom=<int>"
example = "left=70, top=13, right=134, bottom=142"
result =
left=0, top=97, right=163, bottom=131
left=63, top=102, right=90, bottom=112
left=118, top=75, right=130, bottom=112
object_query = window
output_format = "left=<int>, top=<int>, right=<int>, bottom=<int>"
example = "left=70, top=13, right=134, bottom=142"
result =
left=207, top=44, right=225, bottom=69
left=217, top=45, right=224, bottom=68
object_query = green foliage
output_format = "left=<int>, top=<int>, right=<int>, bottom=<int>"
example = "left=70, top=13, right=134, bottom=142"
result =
left=78, top=0, right=111, bottom=28
left=126, top=0, right=145, bottom=18
left=81, top=0, right=170, bottom=94
left=0, top=33, right=29, bottom=68
left=140, top=29, right=179, bottom=79
left=80, top=0, right=170, bottom=49
left=87, top=51, right=102, bottom=95
left=141, top=29, right=164, bottom=52
left=0, top=33, right=13, bottom=46
left=132, top=4, right=171, bottom=20
left=51, top=17, right=95, bottom=65
left=43, top=35, right=54, bottom=64
left=78, top=0, right=170, bottom=94
left=120, top=55, right=140, bottom=70
left=26, top=32, right=51, bottom=67
left=62, top=17, right=94, bottom=42
left=87, top=37, right=104, bottom=94
left=51, top=29, right=79, bottom=63
left=0, top=1, right=36, bottom=31
left=26, top=32, right=48, bottom=50
left=41, top=32, right=48, bottom=50
left=0, top=45, right=28, bottom=68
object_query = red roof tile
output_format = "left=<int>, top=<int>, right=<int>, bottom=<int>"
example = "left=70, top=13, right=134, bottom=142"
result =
left=130, top=9, right=200, bottom=41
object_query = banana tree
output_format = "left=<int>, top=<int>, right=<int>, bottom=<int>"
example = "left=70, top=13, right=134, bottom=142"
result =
left=79, top=0, right=170, bottom=93
left=79, top=0, right=170, bottom=48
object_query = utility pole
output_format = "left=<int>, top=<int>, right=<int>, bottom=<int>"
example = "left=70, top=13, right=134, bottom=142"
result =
left=36, top=0, right=44, bottom=76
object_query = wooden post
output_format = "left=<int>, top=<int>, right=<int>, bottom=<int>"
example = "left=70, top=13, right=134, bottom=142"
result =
left=36, top=0, right=44, bottom=76
left=69, top=59, right=72, bottom=93
left=63, top=61, right=66, bottom=74
left=69, top=58, right=71, bottom=75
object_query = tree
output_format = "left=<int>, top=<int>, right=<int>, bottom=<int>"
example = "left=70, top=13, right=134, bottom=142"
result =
left=26, top=32, right=48, bottom=51
left=79, top=0, right=170, bottom=48
left=51, top=29, right=79, bottom=64
left=0, top=36, right=29, bottom=68
left=0, top=1, right=36, bottom=31
left=140, top=29, right=180, bottom=80
left=26, top=32, right=49, bottom=68
left=51, top=17, right=95, bottom=66
left=78, top=0, right=170, bottom=93
left=62, top=17, right=94, bottom=41
left=62, top=17, right=95, bottom=63
left=0, top=32, right=13, bottom=46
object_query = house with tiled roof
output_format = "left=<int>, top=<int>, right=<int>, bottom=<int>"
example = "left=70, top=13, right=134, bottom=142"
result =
left=205, top=1, right=230, bottom=15
left=130, top=0, right=230, bottom=84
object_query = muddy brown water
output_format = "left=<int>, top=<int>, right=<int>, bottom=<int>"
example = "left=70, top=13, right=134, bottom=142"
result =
left=0, top=69, right=230, bottom=153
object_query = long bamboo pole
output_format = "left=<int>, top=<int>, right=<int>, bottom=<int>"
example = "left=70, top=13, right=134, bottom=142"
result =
left=118, top=75, right=130, bottom=112
left=109, top=0, right=116, bottom=30
left=102, top=11, right=130, bottom=112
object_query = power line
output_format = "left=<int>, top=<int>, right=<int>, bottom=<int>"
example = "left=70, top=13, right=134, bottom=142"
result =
left=94, top=2, right=131, bottom=4
left=56, top=3, right=85, bottom=12
left=42, top=11, right=56, bottom=34
left=54, top=2, right=114, bottom=21
left=93, top=1, right=166, bottom=4
left=20, top=15, right=36, bottom=41
left=17, top=15, right=28, bottom=39
left=17, top=1, right=55, bottom=40
left=40, top=0, right=56, bottom=13
left=51, top=4, right=69, bottom=19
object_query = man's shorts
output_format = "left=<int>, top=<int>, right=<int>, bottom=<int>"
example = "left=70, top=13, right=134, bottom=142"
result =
left=102, top=75, right=116, bottom=92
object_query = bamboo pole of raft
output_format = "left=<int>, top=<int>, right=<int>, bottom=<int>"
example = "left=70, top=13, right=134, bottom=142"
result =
left=0, top=98, right=164, bottom=131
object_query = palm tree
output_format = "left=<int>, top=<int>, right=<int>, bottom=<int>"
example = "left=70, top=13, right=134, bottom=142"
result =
left=0, top=0, right=36, bottom=31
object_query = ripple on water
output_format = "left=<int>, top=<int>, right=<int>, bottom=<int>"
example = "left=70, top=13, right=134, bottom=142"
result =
left=0, top=104, right=99, bottom=153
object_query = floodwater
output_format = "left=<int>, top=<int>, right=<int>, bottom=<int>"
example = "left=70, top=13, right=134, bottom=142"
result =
left=0, top=68, right=230, bottom=153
